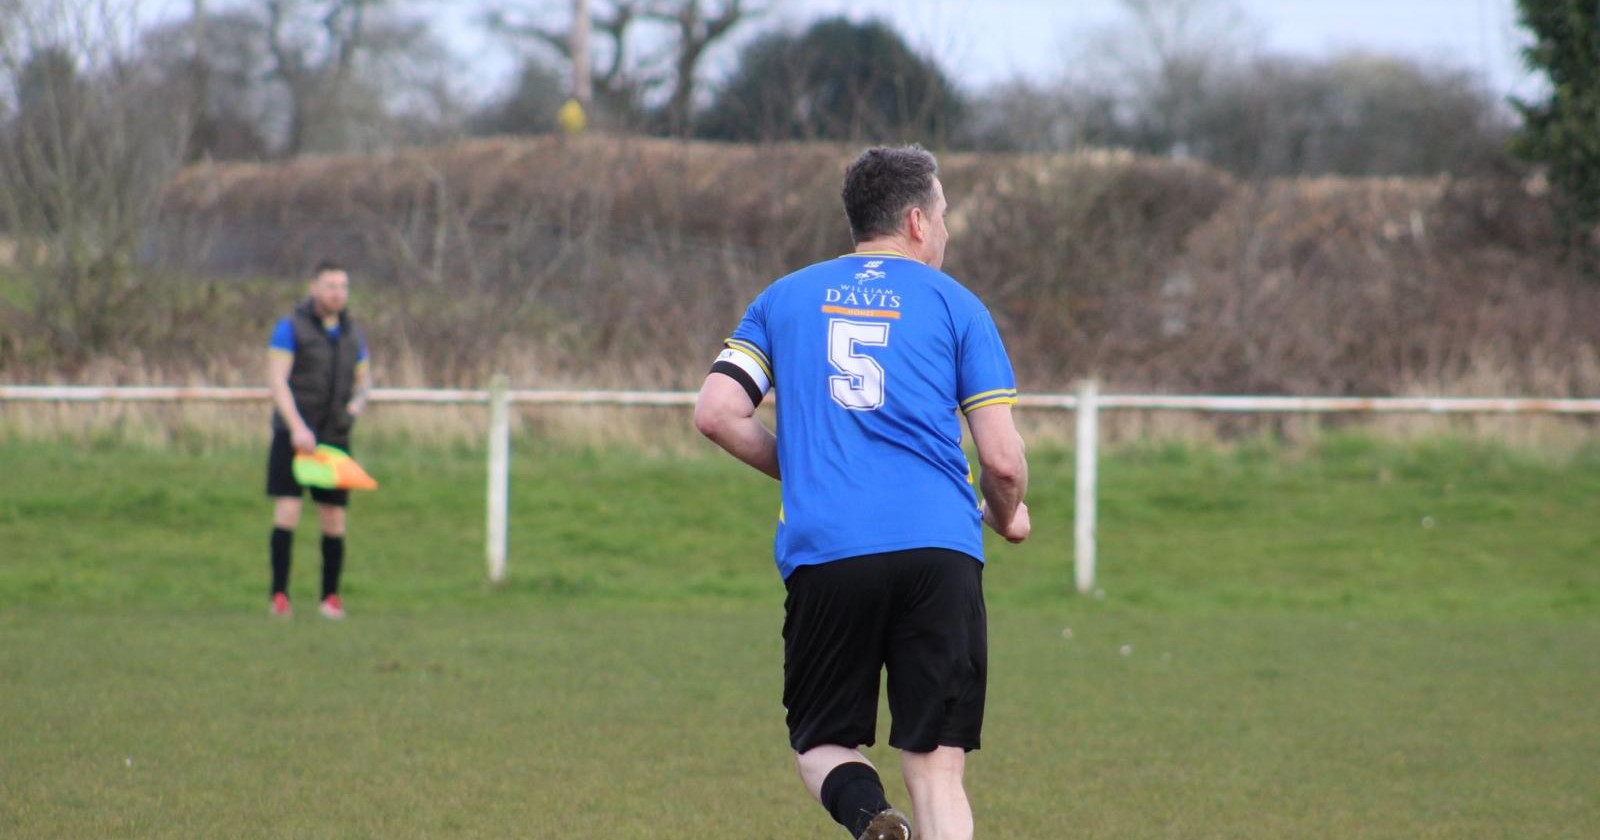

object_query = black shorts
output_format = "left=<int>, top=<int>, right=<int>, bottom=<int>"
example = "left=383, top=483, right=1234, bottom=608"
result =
left=782, top=547, right=987, bottom=754
left=266, top=427, right=350, bottom=507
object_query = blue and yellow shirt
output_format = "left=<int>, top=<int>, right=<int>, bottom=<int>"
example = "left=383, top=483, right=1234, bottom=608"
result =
left=269, top=316, right=369, bottom=365
left=717, top=253, right=1017, bottom=579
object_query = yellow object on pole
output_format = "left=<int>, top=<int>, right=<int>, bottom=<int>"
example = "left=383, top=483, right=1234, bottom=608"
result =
left=557, top=98, right=588, bottom=135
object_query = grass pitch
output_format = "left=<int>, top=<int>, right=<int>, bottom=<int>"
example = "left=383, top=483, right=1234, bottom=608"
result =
left=2, top=434, right=1597, bottom=838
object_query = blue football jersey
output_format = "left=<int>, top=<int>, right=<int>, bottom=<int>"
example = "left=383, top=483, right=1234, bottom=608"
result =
left=721, top=252, right=1018, bottom=579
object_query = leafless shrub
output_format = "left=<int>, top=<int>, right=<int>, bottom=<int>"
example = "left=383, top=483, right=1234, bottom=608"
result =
left=1163, top=175, right=1600, bottom=398
left=0, top=0, right=191, bottom=365
left=946, top=149, right=1235, bottom=384
left=141, top=136, right=1600, bottom=411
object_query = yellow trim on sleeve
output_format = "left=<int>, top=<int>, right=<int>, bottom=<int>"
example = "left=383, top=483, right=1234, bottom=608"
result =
left=268, top=348, right=294, bottom=359
left=962, top=395, right=1019, bottom=413
left=960, top=388, right=1018, bottom=411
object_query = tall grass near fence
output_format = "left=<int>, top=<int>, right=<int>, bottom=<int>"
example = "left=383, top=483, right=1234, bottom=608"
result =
left=5, top=394, right=1599, bottom=464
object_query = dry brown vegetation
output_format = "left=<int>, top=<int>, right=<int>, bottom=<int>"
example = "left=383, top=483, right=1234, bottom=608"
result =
left=45, top=135, right=1600, bottom=404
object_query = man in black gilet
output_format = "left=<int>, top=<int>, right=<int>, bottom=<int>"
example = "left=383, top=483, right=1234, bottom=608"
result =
left=265, top=261, right=370, bottom=619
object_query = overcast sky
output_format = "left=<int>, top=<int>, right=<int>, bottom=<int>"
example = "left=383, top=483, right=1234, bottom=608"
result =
left=143, top=0, right=1536, bottom=101
left=766, top=0, right=1533, bottom=97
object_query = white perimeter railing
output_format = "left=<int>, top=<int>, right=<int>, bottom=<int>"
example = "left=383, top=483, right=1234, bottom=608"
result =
left=5, top=380, right=1600, bottom=593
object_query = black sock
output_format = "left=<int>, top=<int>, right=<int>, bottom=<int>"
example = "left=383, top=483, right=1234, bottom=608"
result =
left=820, top=762, right=891, bottom=838
left=270, top=528, right=293, bottom=596
left=321, top=535, right=345, bottom=599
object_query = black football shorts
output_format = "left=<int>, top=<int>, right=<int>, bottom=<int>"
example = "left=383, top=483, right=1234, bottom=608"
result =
left=782, top=547, right=987, bottom=754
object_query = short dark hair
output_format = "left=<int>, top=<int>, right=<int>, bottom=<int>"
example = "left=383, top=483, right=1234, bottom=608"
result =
left=312, top=259, right=346, bottom=277
left=841, top=145, right=939, bottom=243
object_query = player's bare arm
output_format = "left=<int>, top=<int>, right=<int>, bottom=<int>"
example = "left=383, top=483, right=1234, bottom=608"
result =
left=268, top=350, right=316, bottom=453
left=694, top=372, right=780, bottom=480
left=348, top=362, right=371, bottom=417
left=968, top=402, right=1030, bottom=543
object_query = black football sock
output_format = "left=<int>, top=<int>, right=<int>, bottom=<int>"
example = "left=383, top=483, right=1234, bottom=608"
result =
left=321, top=535, right=345, bottom=599
left=270, top=527, right=293, bottom=595
left=820, top=761, right=892, bottom=838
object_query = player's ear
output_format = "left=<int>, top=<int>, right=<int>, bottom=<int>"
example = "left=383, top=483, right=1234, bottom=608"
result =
left=908, top=205, right=926, bottom=241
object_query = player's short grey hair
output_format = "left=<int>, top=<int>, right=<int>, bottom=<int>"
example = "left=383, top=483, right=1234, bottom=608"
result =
left=841, top=145, right=938, bottom=243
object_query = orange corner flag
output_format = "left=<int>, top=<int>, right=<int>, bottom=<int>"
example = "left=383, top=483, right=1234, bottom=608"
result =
left=292, top=444, right=378, bottom=491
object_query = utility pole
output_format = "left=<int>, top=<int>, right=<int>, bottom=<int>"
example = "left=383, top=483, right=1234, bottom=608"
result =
left=189, top=0, right=209, bottom=158
left=556, top=0, right=592, bottom=134
left=571, top=0, right=591, bottom=106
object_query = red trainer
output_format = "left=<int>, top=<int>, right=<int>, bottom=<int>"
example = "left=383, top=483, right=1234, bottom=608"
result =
left=270, top=592, right=292, bottom=618
left=319, top=594, right=345, bottom=620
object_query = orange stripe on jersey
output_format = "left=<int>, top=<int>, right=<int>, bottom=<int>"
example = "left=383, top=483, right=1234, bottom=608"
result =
left=821, top=305, right=901, bottom=319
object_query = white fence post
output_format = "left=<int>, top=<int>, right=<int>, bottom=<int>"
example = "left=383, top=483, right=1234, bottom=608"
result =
left=1074, top=379, right=1099, bottom=594
left=486, top=374, right=510, bottom=583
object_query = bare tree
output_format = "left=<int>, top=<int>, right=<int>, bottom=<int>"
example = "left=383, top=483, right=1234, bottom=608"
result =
left=487, top=0, right=760, bottom=133
left=960, top=77, right=1125, bottom=152
left=1076, top=0, right=1260, bottom=157
left=1190, top=52, right=1513, bottom=177
left=139, top=6, right=277, bottom=160
left=192, top=0, right=460, bottom=157
left=261, top=0, right=380, bottom=155
left=971, top=0, right=1508, bottom=177
left=643, top=0, right=760, bottom=137
left=0, top=0, right=191, bottom=360
left=488, top=0, right=653, bottom=126
left=132, top=1, right=452, bottom=160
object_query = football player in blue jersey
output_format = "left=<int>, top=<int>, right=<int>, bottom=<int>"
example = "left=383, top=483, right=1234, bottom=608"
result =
left=696, top=146, right=1030, bottom=840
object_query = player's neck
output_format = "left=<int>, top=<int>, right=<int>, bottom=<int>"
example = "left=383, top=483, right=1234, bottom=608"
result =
left=853, top=238, right=921, bottom=263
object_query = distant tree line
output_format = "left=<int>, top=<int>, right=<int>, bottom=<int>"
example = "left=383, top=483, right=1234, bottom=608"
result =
left=0, top=0, right=1528, bottom=172
left=1, top=0, right=1596, bottom=362
left=477, top=0, right=1517, bottom=180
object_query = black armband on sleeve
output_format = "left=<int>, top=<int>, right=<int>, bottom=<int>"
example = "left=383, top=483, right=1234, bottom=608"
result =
left=710, top=359, right=765, bottom=407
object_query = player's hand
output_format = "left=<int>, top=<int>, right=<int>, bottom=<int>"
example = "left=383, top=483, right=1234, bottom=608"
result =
left=982, top=500, right=1031, bottom=544
left=1000, top=501, right=1031, bottom=543
left=291, top=425, right=317, bottom=454
left=347, top=396, right=366, bottom=417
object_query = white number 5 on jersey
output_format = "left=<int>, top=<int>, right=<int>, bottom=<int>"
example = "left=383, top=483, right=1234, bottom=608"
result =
left=828, top=318, right=890, bottom=410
